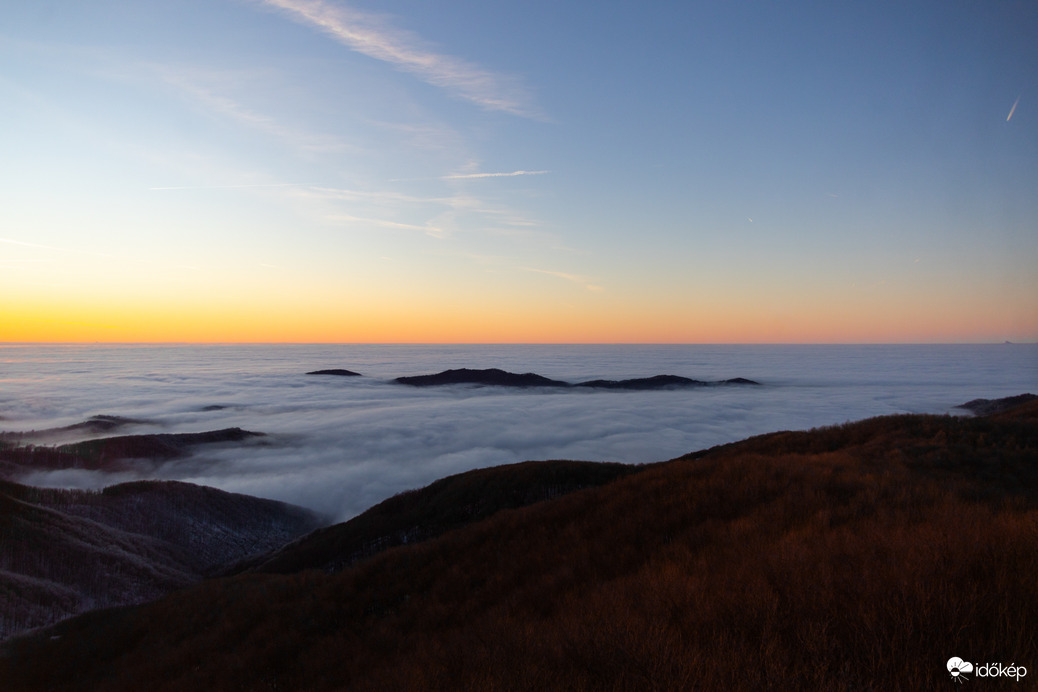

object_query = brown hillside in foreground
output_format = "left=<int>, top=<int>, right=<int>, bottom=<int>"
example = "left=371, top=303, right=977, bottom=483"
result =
left=2, top=402, right=1037, bottom=691
left=223, top=459, right=641, bottom=576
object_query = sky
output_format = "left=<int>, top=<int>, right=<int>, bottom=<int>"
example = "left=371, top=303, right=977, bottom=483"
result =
left=2, top=0, right=1036, bottom=343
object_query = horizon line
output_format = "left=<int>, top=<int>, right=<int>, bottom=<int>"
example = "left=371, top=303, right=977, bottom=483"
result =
left=1, top=340, right=1031, bottom=347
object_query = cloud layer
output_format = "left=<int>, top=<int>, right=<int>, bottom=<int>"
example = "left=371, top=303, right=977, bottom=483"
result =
left=2, top=344, right=1034, bottom=521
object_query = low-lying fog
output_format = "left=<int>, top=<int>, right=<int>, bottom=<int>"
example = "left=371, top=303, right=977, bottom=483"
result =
left=2, top=344, right=1035, bottom=520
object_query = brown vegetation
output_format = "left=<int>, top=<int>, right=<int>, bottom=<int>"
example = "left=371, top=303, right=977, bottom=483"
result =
left=2, top=401, right=1037, bottom=690
left=225, top=459, right=641, bottom=575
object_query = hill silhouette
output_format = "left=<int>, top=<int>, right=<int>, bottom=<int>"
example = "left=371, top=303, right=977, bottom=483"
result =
left=394, top=368, right=760, bottom=389
left=955, top=393, right=1037, bottom=416
left=1, top=397, right=1035, bottom=690
left=0, top=427, right=265, bottom=479
left=395, top=367, right=570, bottom=387
left=0, top=415, right=149, bottom=444
left=574, top=374, right=760, bottom=389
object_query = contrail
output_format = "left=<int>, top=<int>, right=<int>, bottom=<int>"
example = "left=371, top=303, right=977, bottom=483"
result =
left=1007, top=97, right=1020, bottom=122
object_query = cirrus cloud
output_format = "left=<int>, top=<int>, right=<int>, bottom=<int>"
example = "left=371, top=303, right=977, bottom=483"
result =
left=259, top=0, right=543, bottom=119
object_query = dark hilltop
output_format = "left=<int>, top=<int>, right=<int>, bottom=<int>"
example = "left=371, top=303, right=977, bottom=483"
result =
left=0, top=415, right=150, bottom=444
left=306, top=369, right=362, bottom=377
left=0, top=425, right=265, bottom=479
left=394, top=367, right=569, bottom=388
left=955, top=393, right=1037, bottom=416
left=575, top=374, right=761, bottom=390
left=393, top=367, right=760, bottom=389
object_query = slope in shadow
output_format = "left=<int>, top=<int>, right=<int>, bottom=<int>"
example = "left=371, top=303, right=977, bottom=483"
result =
left=0, top=480, right=321, bottom=641
left=224, top=459, right=642, bottom=575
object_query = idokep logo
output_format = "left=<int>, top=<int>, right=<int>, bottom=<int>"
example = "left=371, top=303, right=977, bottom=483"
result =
left=948, top=658, right=974, bottom=683
left=947, top=657, right=1028, bottom=684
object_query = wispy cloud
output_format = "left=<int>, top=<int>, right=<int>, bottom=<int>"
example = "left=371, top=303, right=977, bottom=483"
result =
left=390, top=170, right=549, bottom=182
left=149, top=183, right=309, bottom=191
left=442, top=170, right=549, bottom=180
left=328, top=214, right=445, bottom=238
left=369, top=120, right=467, bottom=153
left=259, top=0, right=542, bottom=118
left=523, top=267, right=604, bottom=292
left=297, top=186, right=457, bottom=206
left=159, top=65, right=349, bottom=154
left=284, top=185, right=549, bottom=243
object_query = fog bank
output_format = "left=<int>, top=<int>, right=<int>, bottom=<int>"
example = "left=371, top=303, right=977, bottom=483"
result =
left=2, top=344, right=1035, bottom=520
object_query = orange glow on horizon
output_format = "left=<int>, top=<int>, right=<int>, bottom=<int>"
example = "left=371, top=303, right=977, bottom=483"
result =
left=3, top=292, right=1032, bottom=344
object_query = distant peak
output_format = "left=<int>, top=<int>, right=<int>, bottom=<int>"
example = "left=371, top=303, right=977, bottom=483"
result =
left=394, top=368, right=569, bottom=388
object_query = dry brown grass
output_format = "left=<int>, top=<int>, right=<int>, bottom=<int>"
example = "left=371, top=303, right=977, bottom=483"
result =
left=2, top=404, right=1036, bottom=691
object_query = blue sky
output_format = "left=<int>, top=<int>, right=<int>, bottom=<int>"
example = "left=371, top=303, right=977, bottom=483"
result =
left=2, top=0, right=1036, bottom=342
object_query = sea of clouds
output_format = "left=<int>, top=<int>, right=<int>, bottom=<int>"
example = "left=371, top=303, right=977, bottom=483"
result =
left=2, top=344, right=1035, bottom=520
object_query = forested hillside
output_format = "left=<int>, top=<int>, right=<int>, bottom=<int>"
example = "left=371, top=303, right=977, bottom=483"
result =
left=2, top=399, right=1035, bottom=690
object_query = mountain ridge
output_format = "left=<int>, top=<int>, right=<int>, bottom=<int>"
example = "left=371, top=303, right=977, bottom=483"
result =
left=0, top=427, right=266, bottom=479
left=392, top=367, right=760, bottom=389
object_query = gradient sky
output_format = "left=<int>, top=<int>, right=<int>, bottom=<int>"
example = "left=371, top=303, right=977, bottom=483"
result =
left=2, top=0, right=1036, bottom=343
